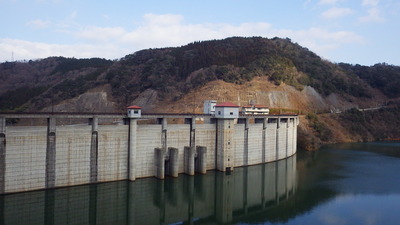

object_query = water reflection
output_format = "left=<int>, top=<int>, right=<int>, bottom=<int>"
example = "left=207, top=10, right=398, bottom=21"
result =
left=290, top=142, right=400, bottom=225
left=1, top=156, right=297, bottom=225
left=325, top=141, right=400, bottom=159
left=5, top=143, right=399, bottom=225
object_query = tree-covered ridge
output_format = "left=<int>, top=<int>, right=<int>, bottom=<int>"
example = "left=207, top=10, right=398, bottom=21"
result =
left=50, top=57, right=112, bottom=75
left=339, top=63, right=400, bottom=98
left=106, top=37, right=373, bottom=103
left=1, top=37, right=400, bottom=112
left=0, top=57, right=112, bottom=111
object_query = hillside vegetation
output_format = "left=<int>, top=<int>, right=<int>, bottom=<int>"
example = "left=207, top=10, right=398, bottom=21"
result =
left=1, top=37, right=385, bottom=112
left=106, top=37, right=373, bottom=105
left=1, top=37, right=400, bottom=149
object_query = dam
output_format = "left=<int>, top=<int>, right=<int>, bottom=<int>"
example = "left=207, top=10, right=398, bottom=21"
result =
left=0, top=106, right=298, bottom=194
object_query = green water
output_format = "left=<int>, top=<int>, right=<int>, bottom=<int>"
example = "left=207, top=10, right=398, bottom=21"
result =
left=1, top=142, right=400, bottom=225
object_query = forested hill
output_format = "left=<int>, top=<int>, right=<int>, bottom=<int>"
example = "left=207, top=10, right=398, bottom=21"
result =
left=338, top=62, right=400, bottom=98
left=1, top=36, right=400, bottom=112
left=108, top=37, right=371, bottom=101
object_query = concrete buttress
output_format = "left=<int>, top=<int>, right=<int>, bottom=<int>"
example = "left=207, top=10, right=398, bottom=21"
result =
left=216, top=119, right=235, bottom=172
left=46, top=117, right=56, bottom=188
left=262, top=118, right=267, bottom=163
left=128, top=118, right=138, bottom=181
left=184, top=146, right=195, bottom=176
left=275, top=118, right=280, bottom=161
left=166, top=147, right=179, bottom=178
left=161, top=118, right=167, bottom=151
left=155, top=147, right=179, bottom=179
left=196, top=146, right=207, bottom=174
left=155, top=148, right=166, bottom=179
left=243, top=118, right=249, bottom=166
left=185, top=146, right=207, bottom=175
left=90, top=117, right=98, bottom=183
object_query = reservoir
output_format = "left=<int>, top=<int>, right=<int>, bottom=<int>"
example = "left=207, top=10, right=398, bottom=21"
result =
left=1, top=142, right=400, bottom=224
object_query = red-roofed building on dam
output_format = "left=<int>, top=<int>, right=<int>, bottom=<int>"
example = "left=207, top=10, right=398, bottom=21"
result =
left=127, top=105, right=142, bottom=118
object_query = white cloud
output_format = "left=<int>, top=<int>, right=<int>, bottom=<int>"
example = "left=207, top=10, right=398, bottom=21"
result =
left=318, top=0, right=343, bottom=5
left=102, top=14, right=110, bottom=21
left=359, top=0, right=385, bottom=23
left=0, top=14, right=365, bottom=63
left=303, top=0, right=312, bottom=7
left=68, top=10, right=77, bottom=19
left=142, top=13, right=184, bottom=26
left=34, top=0, right=63, bottom=3
left=322, top=7, right=354, bottom=19
left=118, top=14, right=273, bottom=49
left=362, top=0, right=379, bottom=7
left=75, top=26, right=126, bottom=42
left=276, top=27, right=364, bottom=58
left=26, top=19, right=51, bottom=29
left=0, top=38, right=124, bottom=61
left=359, top=7, right=385, bottom=22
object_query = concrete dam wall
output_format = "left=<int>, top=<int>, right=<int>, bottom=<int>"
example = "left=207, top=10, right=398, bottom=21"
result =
left=0, top=113, right=298, bottom=194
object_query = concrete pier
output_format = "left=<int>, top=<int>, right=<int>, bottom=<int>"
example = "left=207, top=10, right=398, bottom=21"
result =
left=186, top=118, right=196, bottom=147
left=166, top=147, right=179, bottom=178
left=46, top=117, right=56, bottom=188
left=128, top=118, right=138, bottom=181
left=184, top=146, right=196, bottom=176
left=159, top=118, right=167, bottom=151
left=184, top=146, right=207, bottom=175
left=155, top=148, right=166, bottom=179
left=89, top=117, right=98, bottom=183
left=155, top=147, right=179, bottom=179
left=216, top=119, right=235, bottom=172
left=276, top=118, right=280, bottom=161
left=262, top=118, right=267, bottom=163
left=195, top=146, right=207, bottom=174
left=244, top=118, right=249, bottom=166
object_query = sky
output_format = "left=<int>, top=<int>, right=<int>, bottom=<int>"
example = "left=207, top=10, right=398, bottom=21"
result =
left=1, top=0, right=399, bottom=66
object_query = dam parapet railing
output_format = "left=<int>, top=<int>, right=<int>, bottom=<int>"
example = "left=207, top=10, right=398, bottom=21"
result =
left=0, top=112, right=298, bottom=194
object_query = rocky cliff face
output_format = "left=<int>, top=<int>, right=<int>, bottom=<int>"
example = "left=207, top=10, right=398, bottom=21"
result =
left=150, top=77, right=370, bottom=114
left=40, top=85, right=117, bottom=113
